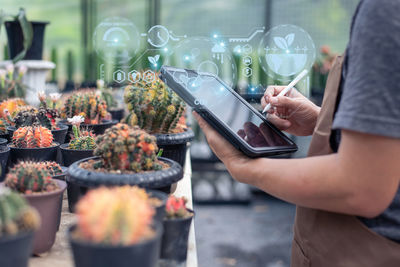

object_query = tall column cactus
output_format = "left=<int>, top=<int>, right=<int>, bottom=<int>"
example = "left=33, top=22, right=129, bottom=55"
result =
left=123, top=72, right=185, bottom=134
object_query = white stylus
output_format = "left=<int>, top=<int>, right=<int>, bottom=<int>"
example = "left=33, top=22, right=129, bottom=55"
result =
left=262, top=69, right=309, bottom=113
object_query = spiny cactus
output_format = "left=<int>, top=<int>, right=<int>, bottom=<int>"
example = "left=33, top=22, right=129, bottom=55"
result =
left=12, top=126, right=54, bottom=148
left=0, top=187, right=40, bottom=236
left=93, top=123, right=163, bottom=172
left=68, top=118, right=96, bottom=150
left=0, top=118, right=9, bottom=134
left=0, top=98, right=26, bottom=120
left=61, top=90, right=108, bottom=124
left=42, top=161, right=63, bottom=176
left=123, top=72, right=185, bottom=134
left=166, top=196, right=191, bottom=219
left=12, top=108, right=57, bottom=130
left=5, top=161, right=59, bottom=194
left=74, top=186, right=155, bottom=245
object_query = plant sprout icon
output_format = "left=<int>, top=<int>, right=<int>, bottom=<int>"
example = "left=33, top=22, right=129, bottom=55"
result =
left=148, top=54, right=160, bottom=67
left=211, top=42, right=226, bottom=64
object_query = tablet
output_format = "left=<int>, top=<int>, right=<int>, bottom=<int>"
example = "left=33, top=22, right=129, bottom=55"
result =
left=159, top=66, right=297, bottom=157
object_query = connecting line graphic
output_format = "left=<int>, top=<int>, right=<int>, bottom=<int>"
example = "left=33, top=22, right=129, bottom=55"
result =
left=228, top=27, right=265, bottom=43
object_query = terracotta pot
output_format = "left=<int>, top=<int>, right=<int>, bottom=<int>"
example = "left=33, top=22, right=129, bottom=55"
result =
left=69, top=222, right=163, bottom=267
left=155, top=128, right=194, bottom=168
left=24, top=180, right=67, bottom=254
left=66, top=156, right=183, bottom=212
left=0, top=230, right=34, bottom=267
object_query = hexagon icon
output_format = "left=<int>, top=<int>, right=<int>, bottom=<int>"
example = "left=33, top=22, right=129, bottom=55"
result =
left=243, top=56, right=252, bottom=66
left=113, top=70, right=126, bottom=83
left=243, top=67, right=252, bottom=77
left=128, top=70, right=140, bottom=83
left=143, top=70, right=156, bottom=83
left=243, top=44, right=253, bottom=54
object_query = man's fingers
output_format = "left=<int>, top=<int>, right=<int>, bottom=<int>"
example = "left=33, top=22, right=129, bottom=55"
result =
left=266, top=113, right=291, bottom=130
left=192, top=111, right=209, bottom=131
left=269, top=95, right=298, bottom=109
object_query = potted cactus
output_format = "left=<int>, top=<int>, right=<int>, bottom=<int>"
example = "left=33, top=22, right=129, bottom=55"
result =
left=9, top=125, right=59, bottom=165
left=68, top=186, right=162, bottom=267
left=4, top=161, right=66, bottom=254
left=160, top=196, right=194, bottom=265
left=67, top=123, right=183, bottom=211
left=60, top=90, right=115, bottom=142
left=0, top=98, right=26, bottom=141
left=60, top=115, right=96, bottom=167
left=123, top=72, right=194, bottom=167
left=0, top=187, right=40, bottom=267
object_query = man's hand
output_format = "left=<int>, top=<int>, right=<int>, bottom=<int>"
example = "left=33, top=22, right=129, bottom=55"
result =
left=261, top=86, right=320, bottom=136
left=192, top=111, right=250, bottom=173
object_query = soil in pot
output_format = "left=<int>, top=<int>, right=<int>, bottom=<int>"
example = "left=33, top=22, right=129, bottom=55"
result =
left=0, top=231, right=34, bottom=267
left=68, top=222, right=163, bottom=267
left=60, top=143, right=94, bottom=167
left=155, top=128, right=194, bottom=168
left=9, top=143, right=60, bottom=166
left=5, top=21, right=48, bottom=60
left=160, top=210, right=194, bottom=264
left=24, top=179, right=67, bottom=254
left=0, top=146, right=10, bottom=182
left=66, top=156, right=183, bottom=212
left=8, top=125, right=68, bottom=145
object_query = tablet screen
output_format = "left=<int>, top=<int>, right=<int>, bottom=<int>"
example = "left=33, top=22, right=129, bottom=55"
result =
left=173, top=70, right=290, bottom=148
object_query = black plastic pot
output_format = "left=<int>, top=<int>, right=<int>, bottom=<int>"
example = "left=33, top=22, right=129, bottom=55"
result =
left=0, top=146, right=10, bottom=182
left=160, top=210, right=194, bottom=263
left=0, top=138, right=7, bottom=146
left=52, top=166, right=68, bottom=181
left=9, top=143, right=60, bottom=166
left=7, top=125, right=68, bottom=145
left=155, top=128, right=194, bottom=168
left=0, top=133, right=10, bottom=142
left=108, top=108, right=125, bottom=122
left=66, top=156, right=182, bottom=212
left=60, top=143, right=94, bottom=167
left=147, top=190, right=168, bottom=224
left=5, top=21, right=48, bottom=60
left=61, top=119, right=117, bottom=143
left=0, top=231, right=34, bottom=267
left=69, top=223, right=162, bottom=267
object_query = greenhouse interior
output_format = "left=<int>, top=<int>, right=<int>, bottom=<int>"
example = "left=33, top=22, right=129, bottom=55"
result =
left=1, top=0, right=400, bottom=267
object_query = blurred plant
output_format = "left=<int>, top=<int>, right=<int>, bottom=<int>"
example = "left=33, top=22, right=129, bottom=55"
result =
left=0, top=64, right=27, bottom=100
left=97, top=79, right=117, bottom=109
left=0, top=98, right=26, bottom=121
left=73, top=186, right=155, bottom=245
left=123, top=72, right=186, bottom=134
left=166, top=196, right=191, bottom=219
left=12, top=126, right=54, bottom=148
left=0, top=8, right=33, bottom=62
left=312, top=45, right=338, bottom=90
left=61, top=90, right=108, bottom=124
left=5, top=161, right=59, bottom=194
left=42, top=161, right=63, bottom=176
left=0, top=118, right=9, bottom=134
left=67, top=115, right=96, bottom=150
left=89, top=123, right=163, bottom=172
left=0, top=187, right=40, bottom=236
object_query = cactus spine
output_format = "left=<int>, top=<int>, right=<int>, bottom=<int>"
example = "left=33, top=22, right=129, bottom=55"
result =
left=0, top=187, right=40, bottom=236
left=12, top=126, right=54, bottom=148
left=62, top=90, right=108, bottom=124
left=123, top=72, right=185, bottom=134
left=93, top=123, right=162, bottom=172
left=5, top=161, right=59, bottom=194
left=74, top=186, right=155, bottom=245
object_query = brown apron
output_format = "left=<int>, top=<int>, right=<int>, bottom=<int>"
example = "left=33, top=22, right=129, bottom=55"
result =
left=291, top=55, right=400, bottom=266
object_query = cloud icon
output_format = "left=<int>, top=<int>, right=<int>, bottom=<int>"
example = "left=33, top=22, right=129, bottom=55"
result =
left=211, top=43, right=225, bottom=53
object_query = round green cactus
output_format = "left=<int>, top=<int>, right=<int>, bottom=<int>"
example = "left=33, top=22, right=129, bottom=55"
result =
left=0, top=187, right=40, bottom=236
left=5, top=161, right=59, bottom=194
left=123, top=73, right=185, bottom=134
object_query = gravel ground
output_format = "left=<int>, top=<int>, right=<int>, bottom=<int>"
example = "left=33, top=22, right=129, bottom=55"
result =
left=194, top=195, right=296, bottom=267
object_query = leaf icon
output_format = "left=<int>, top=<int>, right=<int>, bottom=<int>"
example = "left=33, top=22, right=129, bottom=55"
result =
left=154, top=54, right=160, bottom=62
left=285, top=33, right=295, bottom=47
left=274, top=37, right=288, bottom=50
left=148, top=56, right=156, bottom=65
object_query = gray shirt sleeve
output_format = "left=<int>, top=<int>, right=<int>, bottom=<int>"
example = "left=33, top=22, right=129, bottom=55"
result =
left=332, top=0, right=400, bottom=138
